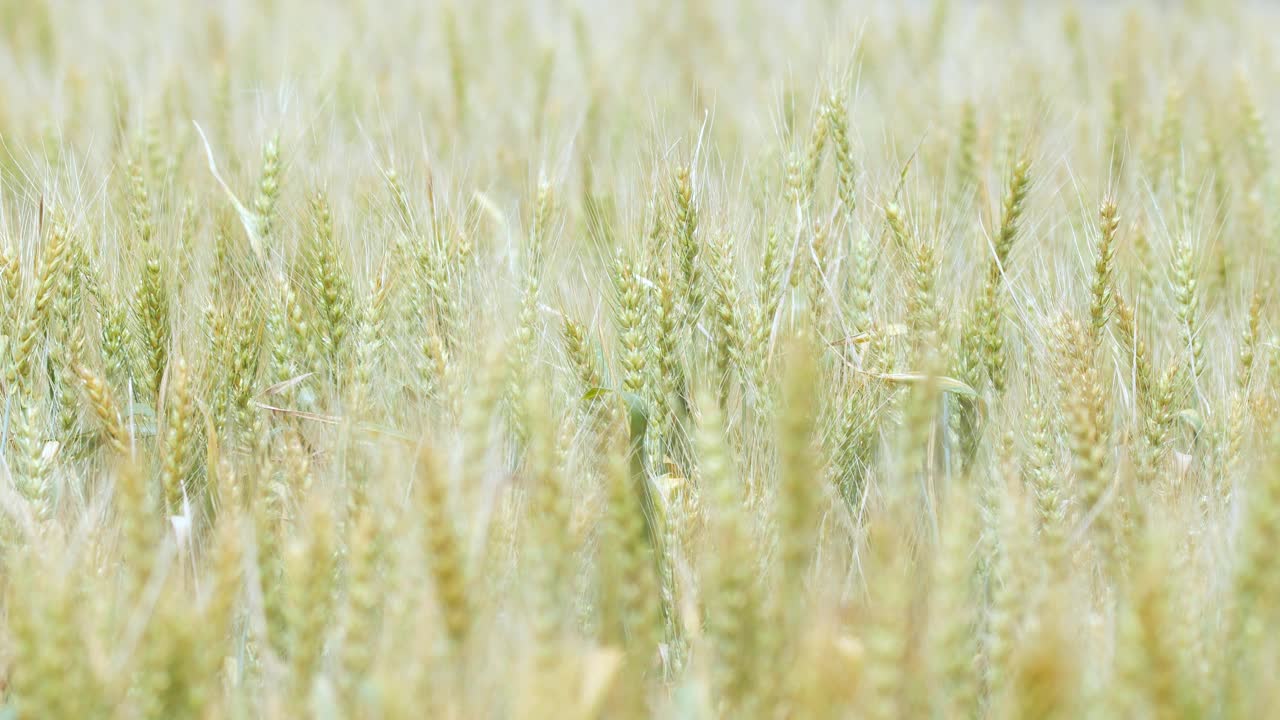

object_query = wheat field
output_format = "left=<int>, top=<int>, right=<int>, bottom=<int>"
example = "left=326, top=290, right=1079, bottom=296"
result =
left=0, top=0, right=1277, bottom=717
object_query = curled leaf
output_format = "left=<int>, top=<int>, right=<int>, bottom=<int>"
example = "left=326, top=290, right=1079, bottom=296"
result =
left=861, top=370, right=979, bottom=398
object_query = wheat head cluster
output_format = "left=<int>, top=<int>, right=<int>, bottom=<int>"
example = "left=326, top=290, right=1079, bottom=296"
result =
left=0, top=0, right=1278, bottom=717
